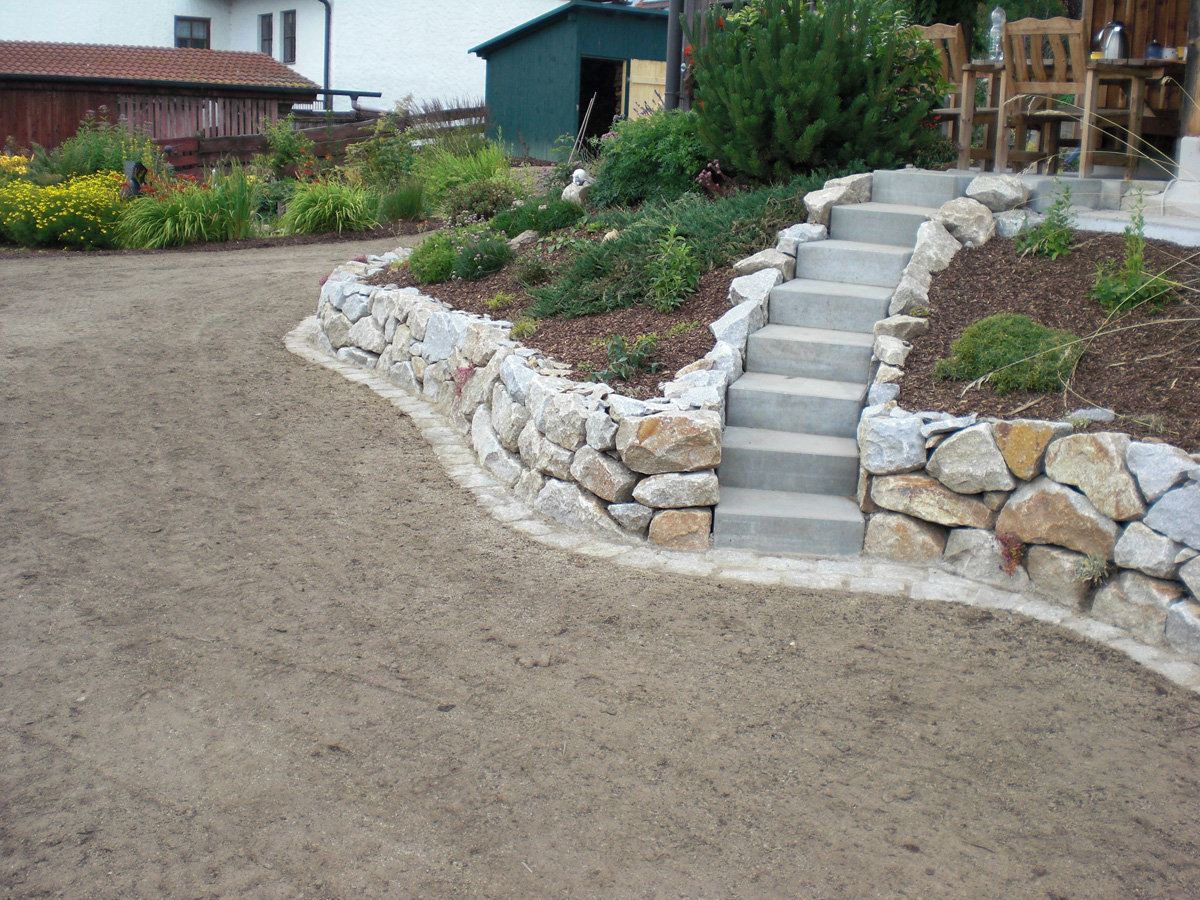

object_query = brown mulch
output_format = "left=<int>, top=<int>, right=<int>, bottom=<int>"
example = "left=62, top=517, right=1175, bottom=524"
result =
left=902, top=233, right=1200, bottom=452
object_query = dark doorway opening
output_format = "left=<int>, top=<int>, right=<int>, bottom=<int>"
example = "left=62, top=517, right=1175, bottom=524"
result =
left=579, top=57, right=624, bottom=142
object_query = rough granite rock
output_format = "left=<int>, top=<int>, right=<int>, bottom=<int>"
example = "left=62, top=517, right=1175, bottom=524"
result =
left=863, top=512, right=947, bottom=561
left=491, top=383, right=530, bottom=452
left=471, top=408, right=522, bottom=487
left=941, top=528, right=1031, bottom=590
left=534, top=478, right=624, bottom=537
left=1043, top=432, right=1146, bottom=521
left=965, top=174, right=1031, bottom=211
left=873, top=315, right=930, bottom=342
left=461, top=322, right=507, bottom=366
left=514, top=468, right=546, bottom=506
left=824, top=172, right=872, bottom=202
left=1143, top=484, right=1200, bottom=550
left=608, top=502, right=655, bottom=536
left=616, top=410, right=723, bottom=475
left=569, top=446, right=639, bottom=504
left=926, top=423, right=1016, bottom=494
left=933, top=197, right=995, bottom=247
left=729, top=268, right=783, bottom=306
left=1114, top=521, right=1185, bottom=579
left=499, top=353, right=537, bottom=403
left=1126, top=441, right=1200, bottom=503
left=1181, top=556, right=1200, bottom=597
left=336, top=346, right=378, bottom=369
left=920, top=413, right=977, bottom=438
left=870, top=474, right=997, bottom=528
left=648, top=508, right=712, bottom=549
left=994, top=477, right=1119, bottom=558
left=1091, top=571, right=1185, bottom=645
left=775, top=223, right=827, bottom=256
left=561, top=182, right=590, bottom=206
left=704, top=341, right=744, bottom=385
left=858, top=415, right=927, bottom=475
left=993, top=419, right=1073, bottom=481
left=1025, top=545, right=1092, bottom=608
left=421, top=311, right=469, bottom=363
left=873, top=334, right=912, bottom=368
left=405, top=302, right=439, bottom=341
left=632, top=471, right=719, bottom=509
left=340, top=289, right=371, bottom=323
left=994, top=209, right=1044, bottom=238
left=386, top=360, right=419, bottom=393
left=709, top=297, right=768, bottom=355
left=322, top=309, right=353, bottom=350
left=586, top=409, right=619, bottom=451
left=908, top=220, right=962, bottom=274
left=540, top=391, right=590, bottom=451
left=733, top=248, right=795, bottom=282
left=887, top=271, right=931, bottom=317
left=518, top=420, right=574, bottom=481
left=458, top=347, right=510, bottom=416
left=1166, top=600, right=1200, bottom=658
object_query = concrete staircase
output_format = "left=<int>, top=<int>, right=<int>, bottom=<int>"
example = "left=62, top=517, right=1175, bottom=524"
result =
left=713, top=169, right=974, bottom=556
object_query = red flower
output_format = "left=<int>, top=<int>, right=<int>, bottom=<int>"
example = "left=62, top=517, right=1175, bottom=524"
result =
left=718, top=16, right=725, bottom=26
left=684, top=45, right=692, bottom=58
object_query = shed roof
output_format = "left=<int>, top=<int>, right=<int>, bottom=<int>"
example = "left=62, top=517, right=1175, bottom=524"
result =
left=0, top=40, right=319, bottom=93
left=470, top=1, right=666, bottom=58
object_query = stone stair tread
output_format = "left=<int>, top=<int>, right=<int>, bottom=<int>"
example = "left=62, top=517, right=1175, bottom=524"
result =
left=839, top=200, right=940, bottom=216
left=773, top=278, right=894, bottom=300
left=722, top=425, right=858, bottom=458
left=752, top=323, right=875, bottom=346
left=800, top=238, right=912, bottom=256
left=730, top=370, right=866, bottom=402
left=717, top=486, right=863, bottom=523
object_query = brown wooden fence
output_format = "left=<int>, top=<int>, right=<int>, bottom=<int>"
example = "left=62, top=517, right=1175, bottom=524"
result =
left=118, top=94, right=281, bottom=141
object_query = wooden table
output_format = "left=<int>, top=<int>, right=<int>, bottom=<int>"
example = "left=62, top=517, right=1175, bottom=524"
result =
left=1078, top=59, right=1184, bottom=177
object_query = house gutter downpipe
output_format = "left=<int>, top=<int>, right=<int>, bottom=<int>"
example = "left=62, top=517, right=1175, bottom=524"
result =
left=664, top=0, right=683, bottom=110
left=316, top=0, right=332, bottom=111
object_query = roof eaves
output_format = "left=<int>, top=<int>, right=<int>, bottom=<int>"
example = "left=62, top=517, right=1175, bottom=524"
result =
left=470, top=1, right=666, bottom=58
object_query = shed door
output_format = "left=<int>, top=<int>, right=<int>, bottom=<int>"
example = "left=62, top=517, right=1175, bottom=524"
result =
left=628, top=60, right=667, bottom=119
left=579, top=57, right=626, bottom=141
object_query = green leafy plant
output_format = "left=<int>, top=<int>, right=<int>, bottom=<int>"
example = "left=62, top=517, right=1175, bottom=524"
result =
left=378, top=180, right=425, bottom=222
left=259, top=114, right=316, bottom=179
left=647, top=225, right=702, bottom=312
left=491, top=197, right=583, bottom=236
left=934, top=313, right=1082, bottom=395
left=687, top=0, right=945, bottom=179
left=279, top=179, right=377, bottom=234
left=592, top=333, right=663, bottom=382
left=453, top=232, right=512, bottom=280
left=1075, top=552, right=1113, bottom=586
left=27, top=109, right=165, bottom=180
left=1015, top=185, right=1074, bottom=259
left=444, top=176, right=521, bottom=224
left=485, top=291, right=517, bottom=312
left=588, top=110, right=709, bottom=207
left=1090, top=205, right=1175, bottom=312
left=343, top=110, right=416, bottom=188
left=510, top=316, right=539, bottom=340
left=408, top=231, right=457, bottom=284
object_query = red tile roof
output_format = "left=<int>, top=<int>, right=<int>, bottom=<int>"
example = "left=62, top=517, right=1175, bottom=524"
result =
left=0, top=41, right=319, bottom=91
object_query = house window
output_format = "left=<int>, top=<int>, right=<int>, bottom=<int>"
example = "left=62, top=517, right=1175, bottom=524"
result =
left=174, top=16, right=210, bottom=49
left=282, top=10, right=296, bottom=64
left=260, top=14, right=273, bottom=56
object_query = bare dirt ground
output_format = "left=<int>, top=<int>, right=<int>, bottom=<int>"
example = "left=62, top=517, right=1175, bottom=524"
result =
left=2, top=242, right=1200, bottom=900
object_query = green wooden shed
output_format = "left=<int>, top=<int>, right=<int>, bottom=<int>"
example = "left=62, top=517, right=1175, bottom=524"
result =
left=471, top=1, right=668, bottom=161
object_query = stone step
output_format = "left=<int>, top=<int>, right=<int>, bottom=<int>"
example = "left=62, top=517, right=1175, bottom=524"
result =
left=870, top=169, right=976, bottom=207
left=726, top=371, right=865, bottom=438
left=745, top=323, right=874, bottom=382
left=794, top=240, right=912, bottom=288
left=718, top=426, right=859, bottom=495
left=830, top=201, right=936, bottom=247
left=713, top=486, right=865, bottom=556
left=769, top=278, right=892, bottom=332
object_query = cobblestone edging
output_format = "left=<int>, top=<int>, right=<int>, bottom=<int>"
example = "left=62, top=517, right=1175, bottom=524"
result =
left=286, top=316, right=1200, bottom=694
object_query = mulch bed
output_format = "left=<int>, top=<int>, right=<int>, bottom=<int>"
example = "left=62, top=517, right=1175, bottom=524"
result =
left=902, top=233, right=1200, bottom=451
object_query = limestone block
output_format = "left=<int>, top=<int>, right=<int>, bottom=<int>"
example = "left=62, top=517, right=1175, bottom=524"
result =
left=941, top=528, right=1031, bottom=590
left=1143, top=484, right=1200, bottom=551
left=1043, top=432, right=1145, bottom=521
left=732, top=248, right=795, bottom=282
left=873, top=334, right=912, bottom=368
left=803, top=185, right=851, bottom=228
left=926, top=423, right=1016, bottom=494
left=348, top=316, right=388, bottom=354
left=994, top=477, right=1119, bottom=558
left=406, top=301, right=440, bottom=341
left=920, top=413, right=977, bottom=439
left=873, top=315, right=930, bottom=342
left=390, top=323, right=412, bottom=357
left=1114, top=521, right=1184, bottom=579
left=462, top=322, right=507, bottom=366
left=541, top=391, right=590, bottom=451
left=870, top=474, right=997, bottom=529
left=316, top=330, right=335, bottom=357
left=993, top=419, right=1072, bottom=481
left=385, top=361, right=419, bottom=393
left=867, top=383, right=900, bottom=406
left=410, top=357, right=426, bottom=382
left=888, top=271, right=931, bottom=317
left=376, top=346, right=394, bottom=373
left=336, top=346, right=378, bottom=369
left=933, top=197, right=995, bottom=247
left=858, top=415, right=926, bottom=475
left=1126, top=441, right=1200, bottom=503
left=1182, top=557, right=1200, bottom=598
left=525, top=375, right=572, bottom=433
left=422, top=359, right=448, bottom=401
left=632, top=470, right=719, bottom=509
left=994, top=209, right=1043, bottom=238
left=534, top=479, right=625, bottom=537
left=908, top=220, right=962, bottom=275
left=775, top=223, right=827, bottom=256
left=608, top=502, right=654, bottom=536
left=1091, top=571, right=1184, bottom=645
left=518, top=420, right=574, bottom=481
left=319, top=277, right=346, bottom=312
left=648, top=508, right=712, bottom=550
left=369, top=289, right=397, bottom=326
left=616, top=410, right=723, bottom=475
left=586, top=409, right=619, bottom=451
left=341, top=289, right=371, bottom=323
left=863, top=512, right=947, bottom=562
left=824, top=172, right=872, bottom=202
left=322, top=309, right=353, bottom=350
left=607, top=393, right=649, bottom=421
left=491, top=383, right=530, bottom=452
left=459, top=347, right=510, bottom=416
left=965, top=174, right=1031, bottom=211
left=506, top=229, right=538, bottom=250
left=471, top=408, right=522, bottom=487
left=570, top=447, right=639, bottom=504
left=1025, top=545, right=1092, bottom=608
left=514, top=468, right=546, bottom=506
left=729, top=268, right=783, bottom=306
left=1166, top=600, right=1200, bottom=659
left=500, top=353, right=537, bottom=403
left=421, top=311, right=469, bottom=363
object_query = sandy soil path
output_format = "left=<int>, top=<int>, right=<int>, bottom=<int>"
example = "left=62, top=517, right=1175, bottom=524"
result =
left=2, top=242, right=1199, bottom=900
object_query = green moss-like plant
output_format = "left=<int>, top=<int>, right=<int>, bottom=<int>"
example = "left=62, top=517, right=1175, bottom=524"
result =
left=934, top=313, right=1081, bottom=395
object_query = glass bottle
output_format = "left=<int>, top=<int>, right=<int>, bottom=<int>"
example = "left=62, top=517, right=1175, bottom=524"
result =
left=989, top=6, right=1006, bottom=64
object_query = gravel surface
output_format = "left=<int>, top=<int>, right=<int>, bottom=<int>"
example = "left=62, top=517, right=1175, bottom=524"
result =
left=2, top=243, right=1200, bottom=900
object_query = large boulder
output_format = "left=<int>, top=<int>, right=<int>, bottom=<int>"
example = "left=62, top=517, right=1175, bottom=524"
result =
left=933, top=197, right=995, bottom=247
left=965, top=174, right=1031, bottom=211
left=993, top=419, right=1072, bottom=481
left=491, top=383, right=530, bottom=452
left=1126, top=441, right=1200, bottom=503
left=471, top=408, right=522, bottom=487
left=863, top=512, right=947, bottom=562
left=1043, top=432, right=1146, bottom=521
left=858, top=414, right=927, bottom=475
left=729, top=268, right=783, bottom=306
left=908, top=220, right=962, bottom=275
left=648, top=508, right=712, bottom=549
left=870, top=474, right=997, bottom=528
left=586, top=409, right=619, bottom=451
left=709, top=297, right=768, bottom=354
left=540, top=391, right=590, bottom=451
left=616, top=410, right=723, bottom=474
left=732, top=249, right=794, bottom=282
left=632, top=471, right=719, bottom=509
left=534, top=478, right=624, bottom=537
left=1091, top=571, right=1185, bottom=646
left=1143, top=483, right=1200, bottom=551
left=569, top=446, right=639, bottom=504
left=775, top=223, right=827, bottom=256
left=926, top=423, right=1016, bottom=493
left=518, top=420, right=574, bottom=480
left=873, top=315, right=930, bottom=342
left=608, top=502, right=655, bottom=536
left=994, top=477, right=1119, bottom=558
left=1114, top=521, right=1185, bottom=579
left=873, top=334, right=912, bottom=368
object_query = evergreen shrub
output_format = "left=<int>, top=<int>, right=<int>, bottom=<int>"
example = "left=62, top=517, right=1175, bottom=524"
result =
left=588, top=110, right=709, bottom=208
left=934, top=313, right=1081, bottom=394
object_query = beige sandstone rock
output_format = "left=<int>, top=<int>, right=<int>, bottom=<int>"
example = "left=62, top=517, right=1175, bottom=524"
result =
left=993, top=419, right=1072, bottom=481
left=1043, top=432, right=1146, bottom=521
left=994, top=477, right=1119, bottom=558
left=863, top=512, right=947, bottom=561
left=648, top=508, right=712, bottom=549
left=615, top=410, right=723, bottom=474
left=869, top=474, right=997, bottom=529
left=1091, top=571, right=1185, bottom=645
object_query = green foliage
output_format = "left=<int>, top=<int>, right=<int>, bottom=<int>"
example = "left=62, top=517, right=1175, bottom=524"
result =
left=344, top=113, right=416, bottom=188
left=688, top=0, right=944, bottom=179
left=592, top=333, right=662, bottom=383
left=28, top=110, right=165, bottom=180
left=514, top=254, right=554, bottom=287
left=485, top=291, right=516, bottom=312
left=413, top=138, right=510, bottom=209
left=1015, top=186, right=1074, bottom=259
left=1091, top=206, right=1175, bottom=312
left=279, top=179, right=377, bottom=234
left=408, top=231, right=457, bottom=284
left=647, top=226, right=702, bottom=313
left=444, top=177, right=521, bottom=224
left=0, top=172, right=123, bottom=249
left=490, top=197, right=583, bottom=236
left=588, top=110, right=709, bottom=207
left=510, top=316, right=539, bottom=340
left=934, top=313, right=1082, bottom=395
left=453, top=232, right=512, bottom=280
left=116, top=166, right=263, bottom=248
left=1075, top=552, right=1113, bottom=586
left=665, top=320, right=702, bottom=338
left=378, top=180, right=425, bottom=222
left=259, top=114, right=316, bottom=178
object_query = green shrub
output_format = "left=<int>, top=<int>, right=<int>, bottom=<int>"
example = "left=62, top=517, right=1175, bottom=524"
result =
left=444, top=177, right=520, bottom=224
left=1090, top=206, right=1174, bottom=312
left=408, top=231, right=457, bottom=284
left=413, top=138, right=510, bottom=208
left=279, top=180, right=377, bottom=234
left=592, top=333, right=662, bottom=382
left=259, top=114, right=316, bottom=178
left=647, top=225, right=701, bottom=312
left=588, top=110, right=709, bottom=207
left=934, top=313, right=1081, bottom=395
left=514, top=254, right=554, bottom=287
left=344, top=113, right=416, bottom=188
left=27, top=110, right=165, bottom=180
left=378, top=180, right=425, bottom=221
left=0, top=171, right=123, bottom=249
left=491, top=197, right=583, bottom=236
left=688, top=0, right=944, bottom=179
left=454, top=233, right=512, bottom=280
left=1015, top=186, right=1073, bottom=259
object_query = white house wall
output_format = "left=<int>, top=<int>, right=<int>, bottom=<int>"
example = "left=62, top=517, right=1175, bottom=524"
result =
left=1, top=0, right=562, bottom=112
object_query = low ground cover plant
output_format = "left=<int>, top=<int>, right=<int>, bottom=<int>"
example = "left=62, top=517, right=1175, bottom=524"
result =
left=934, top=312, right=1082, bottom=394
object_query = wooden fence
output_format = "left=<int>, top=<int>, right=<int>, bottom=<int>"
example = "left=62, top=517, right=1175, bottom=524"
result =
left=118, top=95, right=280, bottom=142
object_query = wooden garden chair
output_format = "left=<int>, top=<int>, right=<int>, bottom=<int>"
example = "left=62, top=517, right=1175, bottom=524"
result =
left=914, top=23, right=999, bottom=170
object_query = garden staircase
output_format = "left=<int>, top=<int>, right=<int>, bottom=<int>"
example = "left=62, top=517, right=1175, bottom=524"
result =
left=713, top=169, right=976, bottom=556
